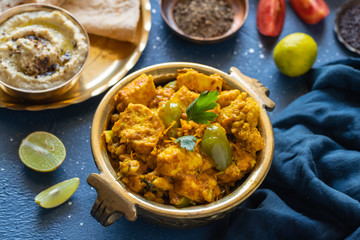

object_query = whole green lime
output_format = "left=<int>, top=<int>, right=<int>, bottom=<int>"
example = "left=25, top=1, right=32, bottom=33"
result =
left=273, top=33, right=318, bottom=77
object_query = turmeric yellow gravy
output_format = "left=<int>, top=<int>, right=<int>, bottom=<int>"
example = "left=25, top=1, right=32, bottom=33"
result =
left=103, top=69, right=263, bottom=207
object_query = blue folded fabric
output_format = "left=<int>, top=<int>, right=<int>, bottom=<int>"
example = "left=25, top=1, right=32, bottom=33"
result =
left=223, top=59, right=360, bottom=240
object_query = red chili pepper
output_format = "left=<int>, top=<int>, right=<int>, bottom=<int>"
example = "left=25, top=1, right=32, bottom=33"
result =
left=256, top=0, right=286, bottom=37
left=290, top=0, right=330, bottom=24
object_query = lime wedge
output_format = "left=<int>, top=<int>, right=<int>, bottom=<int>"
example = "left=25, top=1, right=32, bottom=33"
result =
left=18, top=131, right=66, bottom=172
left=35, top=177, right=80, bottom=208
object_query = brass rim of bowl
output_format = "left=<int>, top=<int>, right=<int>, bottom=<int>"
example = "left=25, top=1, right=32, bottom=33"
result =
left=334, top=0, right=360, bottom=55
left=91, top=62, right=274, bottom=219
left=0, top=3, right=90, bottom=96
left=160, top=0, right=249, bottom=43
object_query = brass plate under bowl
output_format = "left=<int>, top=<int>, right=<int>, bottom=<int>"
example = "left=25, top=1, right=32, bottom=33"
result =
left=160, top=0, right=249, bottom=44
left=0, top=0, right=151, bottom=111
left=334, top=0, right=360, bottom=55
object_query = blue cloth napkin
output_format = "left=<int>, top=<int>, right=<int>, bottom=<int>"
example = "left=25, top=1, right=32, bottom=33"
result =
left=223, top=59, right=360, bottom=240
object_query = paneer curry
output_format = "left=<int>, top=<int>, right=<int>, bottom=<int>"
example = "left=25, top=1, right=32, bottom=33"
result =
left=103, top=69, right=263, bottom=207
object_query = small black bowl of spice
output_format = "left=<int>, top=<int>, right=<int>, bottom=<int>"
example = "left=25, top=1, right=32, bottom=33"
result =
left=334, top=0, right=360, bottom=55
left=160, top=0, right=249, bottom=43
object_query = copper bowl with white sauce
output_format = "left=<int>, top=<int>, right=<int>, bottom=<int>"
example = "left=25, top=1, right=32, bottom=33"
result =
left=0, top=4, right=89, bottom=101
left=88, top=62, right=275, bottom=228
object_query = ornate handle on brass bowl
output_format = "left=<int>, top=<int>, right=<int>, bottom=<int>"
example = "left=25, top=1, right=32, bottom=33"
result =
left=87, top=173, right=137, bottom=226
left=229, top=67, right=275, bottom=111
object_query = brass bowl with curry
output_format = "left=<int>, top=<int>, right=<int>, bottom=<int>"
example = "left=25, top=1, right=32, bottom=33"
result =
left=88, top=62, right=275, bottom=228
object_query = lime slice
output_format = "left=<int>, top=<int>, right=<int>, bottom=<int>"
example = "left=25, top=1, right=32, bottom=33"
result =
left=35, top=177, right=80, bottom=208
left=18, top=131, right=66, bottom=172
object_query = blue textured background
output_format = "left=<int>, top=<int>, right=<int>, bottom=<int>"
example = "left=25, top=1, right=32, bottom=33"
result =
left=0, top=0, right=356, bottom=239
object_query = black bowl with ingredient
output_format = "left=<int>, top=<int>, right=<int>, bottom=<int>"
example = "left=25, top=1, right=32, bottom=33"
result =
left=160, top=0, right=248, bottom=44
left=334, top=0, right=360, bottom=55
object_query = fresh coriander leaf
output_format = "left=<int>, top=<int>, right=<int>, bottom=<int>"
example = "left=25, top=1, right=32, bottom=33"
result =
left=186, top=91, right=219, bottom=124
left=175, top=135, right=197, bottom=152
left=195, top=112, right=218, bottom=124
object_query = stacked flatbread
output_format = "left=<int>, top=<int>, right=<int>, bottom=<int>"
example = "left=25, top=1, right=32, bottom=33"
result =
left=0, top=0, right=140, bottom=43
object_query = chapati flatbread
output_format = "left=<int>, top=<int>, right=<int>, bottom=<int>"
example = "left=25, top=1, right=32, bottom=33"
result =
left=0, top=0, right=34, bottom=12
left=61, top=0, right=140, bottom=43
left=36, top=0, right=66, bottom=6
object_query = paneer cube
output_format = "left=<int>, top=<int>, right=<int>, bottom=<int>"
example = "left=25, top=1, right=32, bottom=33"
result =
left=177, top=68, right=223, bottom=93
left=155, top=145, right=203, bottom=177
left=174, top=173, right=220, bottom=203
left=112, top=103, right=165, bottom=154
left=217, top=89, right=241, bottom=108
left=169, top=86, right=199, bottom=111
left=115, top=73, right=156, bottom=111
